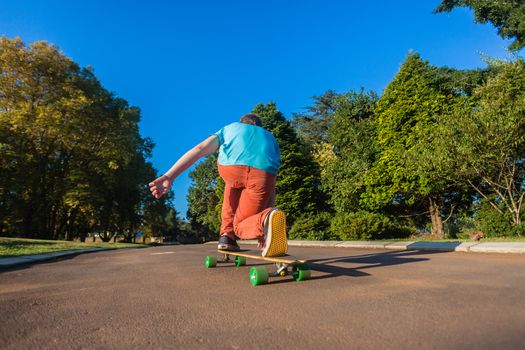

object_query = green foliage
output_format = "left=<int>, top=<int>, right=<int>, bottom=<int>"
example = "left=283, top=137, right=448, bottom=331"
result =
left=0, top=37, right=175, bottom=240
left=5, top=34, right=525, bottom=242
left=330, top=211, right=407, bottom=240
left=363, top=54, right=452, bottom=207
left=432, top=65, right=496, bottom=97
left=435, top=58, right=525, bottom=228
left=288, top=212, right=335, bottom=240
left=475, top=199, right=525, bottom=237
left=186, top=153, right=221, bottom=239
left=291, top=90, right=340, bottom=145
left=323, top=89, right=378, bottom=213
left=291, top=90, right=342, bottom=213
left=435, top=0, right=525, bottom=51
left=253, top=102, right=321, bottom=223
left=360, top=53, right=472, bottom=238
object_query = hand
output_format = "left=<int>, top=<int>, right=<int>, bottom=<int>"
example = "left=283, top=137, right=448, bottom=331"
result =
left=148, top=175, right=172, bottom=199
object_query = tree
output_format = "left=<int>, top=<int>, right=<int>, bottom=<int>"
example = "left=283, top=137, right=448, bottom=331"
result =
left=0, top=37, right=167, bottom=240
left=323, top=89, right=378, bottom=213
left=291, top=90, right=343, bottom=214
left=186, top=153, right=221, bottom=240
left=253, top=102, right=321, bottom=223
left=362, top=53, right=465, bottom=238
left=435, top=59, right=525, bottom=230
left=435, top=0, right=525, bottom=51
left=291, top=90, right=340, bottom=145
left=142, top=188, right=176, bottom=242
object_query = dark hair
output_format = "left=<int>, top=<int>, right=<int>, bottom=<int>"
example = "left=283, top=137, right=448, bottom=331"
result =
left=240, top=113, right=262, bottom=127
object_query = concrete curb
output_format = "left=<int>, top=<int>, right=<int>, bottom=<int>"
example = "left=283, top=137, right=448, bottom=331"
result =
left=0, top=246, right=148, bottom=269
left=469, top=242, right=525, bottom=254
left=205, top=240, right=525, bottom=254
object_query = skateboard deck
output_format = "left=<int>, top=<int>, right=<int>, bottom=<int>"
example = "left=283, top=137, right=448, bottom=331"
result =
left=217, top=249, right=306, bottom=264
left=205, top=249, right=311, bottom=286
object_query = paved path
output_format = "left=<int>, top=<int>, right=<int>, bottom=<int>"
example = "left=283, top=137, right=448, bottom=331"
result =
left=1, top=244, right=524, bottom=349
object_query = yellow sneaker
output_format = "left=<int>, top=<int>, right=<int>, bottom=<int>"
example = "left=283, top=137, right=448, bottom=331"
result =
left=262, top=209, right=288, bottom=257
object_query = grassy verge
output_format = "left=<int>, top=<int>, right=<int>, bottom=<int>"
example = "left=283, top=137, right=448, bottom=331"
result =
left=0, top=237, right=143, bottom=258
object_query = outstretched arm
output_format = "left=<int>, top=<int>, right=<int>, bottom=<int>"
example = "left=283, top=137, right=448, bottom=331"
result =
left=149, top=135, right=220, bottom=199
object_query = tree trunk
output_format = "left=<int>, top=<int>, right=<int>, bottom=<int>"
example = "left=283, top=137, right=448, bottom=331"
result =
left=429, top=196, right=444, bottom=239
left=64, top=207, right=79, bottom=241
left=49, top=205, right=58, bottom=240
left=513, top=209, right=522, bottom=226
left=99, top=228, right=114, bottom=242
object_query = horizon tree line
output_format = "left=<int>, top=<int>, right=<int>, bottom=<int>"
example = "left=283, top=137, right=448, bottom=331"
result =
left=1, top=1, right=524, bottom=241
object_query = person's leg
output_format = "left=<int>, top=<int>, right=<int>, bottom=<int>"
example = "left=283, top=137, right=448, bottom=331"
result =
left=234, top=207, right=273, bottom=239
left=232, top=167, right=276, bottom=239
left=234, top=195, right=288, bottom=256
left=219, top=184, right=242, bottom=236
left=217, top=165, right=246, bottom=250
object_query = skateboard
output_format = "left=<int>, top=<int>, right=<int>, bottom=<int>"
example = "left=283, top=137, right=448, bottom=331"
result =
left=205, top=249, right=311, bottom=286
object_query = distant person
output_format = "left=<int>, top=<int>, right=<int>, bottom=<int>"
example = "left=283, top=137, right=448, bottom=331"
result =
left=148, top=113, right=287, bottom=257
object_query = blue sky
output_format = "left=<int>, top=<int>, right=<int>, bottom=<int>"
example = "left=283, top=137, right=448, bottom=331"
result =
left=0, top=1, right=513, bottom=217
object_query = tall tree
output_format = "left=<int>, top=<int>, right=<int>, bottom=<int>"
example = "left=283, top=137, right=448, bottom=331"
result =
left=253, top=102, right=320, bottom=223
left=435, top=0, right=525, bottom=51
left=0, top=37, right=167, bottom=240
left=324, top=89, right=378, bottom=213
left=434, top=59, right=525, bottom=229
left=362, top=53, right=465, bottom=238
left=186, top=153, right=221, bottom=240
left=291, top=90, right=340, bottom=145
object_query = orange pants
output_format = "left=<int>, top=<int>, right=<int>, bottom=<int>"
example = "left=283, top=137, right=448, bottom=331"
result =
left=218, top=164, right=275, bottom=239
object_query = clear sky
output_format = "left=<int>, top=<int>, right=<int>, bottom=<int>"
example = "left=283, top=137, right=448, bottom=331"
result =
left=0, top=1, right=514, bottom=218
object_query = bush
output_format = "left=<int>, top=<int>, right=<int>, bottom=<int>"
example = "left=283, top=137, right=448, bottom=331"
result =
left=444, top=212, right=476, bottom=239
left=288, top=212, right=335, bottom=240
left=475, top=200, right=524, bottom=237
left=330, top=211, right=408, bottom=240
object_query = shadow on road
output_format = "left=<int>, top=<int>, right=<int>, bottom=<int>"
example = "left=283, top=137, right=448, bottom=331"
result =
left=306, top=249, right=443, bottom=282
left=265, top=249, right=444, bottom=285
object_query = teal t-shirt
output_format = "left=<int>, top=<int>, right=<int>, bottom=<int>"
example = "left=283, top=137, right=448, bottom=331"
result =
left=214, top=122, right=280, bottom=174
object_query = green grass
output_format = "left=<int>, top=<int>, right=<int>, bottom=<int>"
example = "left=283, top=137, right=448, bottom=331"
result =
left=473, top=237, right=525, bottom=242
left=0, top=237, right=142, bottom=258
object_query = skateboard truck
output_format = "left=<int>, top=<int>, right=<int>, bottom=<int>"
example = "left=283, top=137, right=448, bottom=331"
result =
left=274, top=263, right=289, bottom=277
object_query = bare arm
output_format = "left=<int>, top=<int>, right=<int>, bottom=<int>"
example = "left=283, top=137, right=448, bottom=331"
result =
left=164, top=135, right=219, bottom=180
left=149, top=135, right=220, bottom=199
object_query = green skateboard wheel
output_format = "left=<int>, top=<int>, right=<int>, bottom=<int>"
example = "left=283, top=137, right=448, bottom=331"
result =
left=235, top=256, right=246, bottom=267
left=205, top=256, right=217, bottom=268
left=249, top=267, right=269, bottom=286
left=293, top=263, right=311, bottom=281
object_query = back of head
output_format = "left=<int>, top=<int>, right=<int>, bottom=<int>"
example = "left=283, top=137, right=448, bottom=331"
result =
left=240, top=113, right=262, bottom=127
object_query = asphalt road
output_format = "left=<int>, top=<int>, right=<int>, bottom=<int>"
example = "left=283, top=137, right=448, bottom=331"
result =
left=1, top=244, right=524, bottom=349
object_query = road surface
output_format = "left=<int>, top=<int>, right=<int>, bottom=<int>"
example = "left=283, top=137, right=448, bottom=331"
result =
left=1, top=244, right=524, bottom=349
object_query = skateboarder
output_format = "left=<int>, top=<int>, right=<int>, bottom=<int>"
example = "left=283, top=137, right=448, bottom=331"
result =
left=148, top=113, right=288, bottom=257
